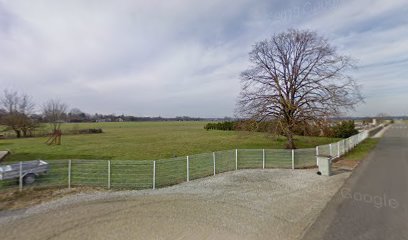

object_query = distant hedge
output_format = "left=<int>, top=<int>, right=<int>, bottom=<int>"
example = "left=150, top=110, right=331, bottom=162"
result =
left=204, top=121, right=236, bottom=131
left=205, top=120, right=360, bottom=138
left=77, top=128, right=103, bottom=134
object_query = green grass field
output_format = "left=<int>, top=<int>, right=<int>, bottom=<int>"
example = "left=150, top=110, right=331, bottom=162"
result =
left=0, top=121, right=339, bottom=162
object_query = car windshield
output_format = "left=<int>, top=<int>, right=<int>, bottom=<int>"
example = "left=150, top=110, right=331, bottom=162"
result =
left=0, top=166, right=12, bottom=172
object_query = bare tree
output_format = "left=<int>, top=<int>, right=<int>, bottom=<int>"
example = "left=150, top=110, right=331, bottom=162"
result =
left=1, top=90, right=18, bottom=113
left=0, top=90, right=36, bottom=138
left=42, top=99, right=68, bottom=133
left=238, top=29, right=363, bottom=149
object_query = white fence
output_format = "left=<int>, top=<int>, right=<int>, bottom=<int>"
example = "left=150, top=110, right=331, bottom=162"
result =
left=0, top=130, right=370, bottom=192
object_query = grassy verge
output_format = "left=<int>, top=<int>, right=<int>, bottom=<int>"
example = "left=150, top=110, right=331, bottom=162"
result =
left=342, top=138, right=380, bottom=161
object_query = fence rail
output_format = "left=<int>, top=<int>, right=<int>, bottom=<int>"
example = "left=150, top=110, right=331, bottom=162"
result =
left=0, top=130, right=370, bottom=192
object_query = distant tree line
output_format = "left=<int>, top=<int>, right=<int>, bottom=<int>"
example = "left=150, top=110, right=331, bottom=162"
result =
left=204, top=120, right=359, bottom=139
left=66, top=113, right=227, bottom=123
left=0, top=89, right=235, bottom=138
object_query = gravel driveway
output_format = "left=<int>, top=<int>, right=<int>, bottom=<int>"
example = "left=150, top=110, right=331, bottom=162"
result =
left=0, top=169, right=349, bottom=240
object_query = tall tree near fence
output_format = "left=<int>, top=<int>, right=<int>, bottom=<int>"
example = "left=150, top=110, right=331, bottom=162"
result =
left=43, top=99, right=68, bottom=145
left=238, top=29, right=363, bottom=149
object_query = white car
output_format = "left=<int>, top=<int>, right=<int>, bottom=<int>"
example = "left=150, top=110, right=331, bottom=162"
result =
left=0, top=160, right=49, bottom=184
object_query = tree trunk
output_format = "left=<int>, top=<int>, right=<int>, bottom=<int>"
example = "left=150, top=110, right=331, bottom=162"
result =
left=14, top=130, right=21, bottom=138
left=286, top=132, right=296, bottom=149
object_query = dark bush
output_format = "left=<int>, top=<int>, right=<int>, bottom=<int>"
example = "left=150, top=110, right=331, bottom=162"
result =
left=331, top=121, right=358, bottom=138
left=204, top=122, right=236, bottom=131
left=78, top=128, right=103, bottom=134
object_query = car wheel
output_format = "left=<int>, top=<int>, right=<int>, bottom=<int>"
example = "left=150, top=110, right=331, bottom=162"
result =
left=23, top=173, right=36, bottom=185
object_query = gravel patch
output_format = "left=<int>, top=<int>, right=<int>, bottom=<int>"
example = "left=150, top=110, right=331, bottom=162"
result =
left=0, top=169, right=349, bottom=240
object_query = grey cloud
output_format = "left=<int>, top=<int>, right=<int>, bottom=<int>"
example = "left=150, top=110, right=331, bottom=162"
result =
left=0, top=0, right=407, bottom=117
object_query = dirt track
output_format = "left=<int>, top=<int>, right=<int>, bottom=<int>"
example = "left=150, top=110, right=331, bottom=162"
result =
left=0, top=169, right=349, bottom=240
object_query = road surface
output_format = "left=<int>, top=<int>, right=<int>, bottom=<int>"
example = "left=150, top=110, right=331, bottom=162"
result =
left=302, top=124, right=408, bottom=240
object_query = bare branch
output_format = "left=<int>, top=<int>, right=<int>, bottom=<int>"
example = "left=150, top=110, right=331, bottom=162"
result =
left=237, top=29, right=363, bottom=148
left=42, top=99, right=68, bottom=132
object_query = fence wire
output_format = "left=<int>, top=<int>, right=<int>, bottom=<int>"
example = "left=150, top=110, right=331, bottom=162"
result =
left=294, top=148, right=316, bottom=168
left=265, top=149, right=292, bottom=169
left=0, top=130, right=371, bottom=192
left=189, top=153, right=214, bottom=181
left=110, top=160, right=152, bottom=189
left=155, top=157, right=186, bottom=188
left=237, top=149, right=263, bottom=169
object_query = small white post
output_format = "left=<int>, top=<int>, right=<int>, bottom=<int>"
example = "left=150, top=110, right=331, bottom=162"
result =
left=262, top=149, right=265, bottom=169
left=213, top=152, right=216, bottom=176
left=19, top=161, right=23, bottom=192
left=316, top=146, right=319, bottom=166
left=235, top=149, right=238, bottom=170
left=291, top=149, right=295, bottom=170
left=152, top=160, right=156, bottom=190
left=337, top=142, right=340, bottom=157
left=329, top=144, right=333, bottom=156
left=107, top=160, right=111, bottom=190
left=68, top=160, right=71, bottom=189
left=186, top=156, right=190, bottom=182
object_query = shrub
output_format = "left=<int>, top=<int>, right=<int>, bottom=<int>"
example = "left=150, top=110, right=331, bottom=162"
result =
left=204, top=122, right=236, bottom=131
left=331, top=121, right=358, bottom=138
left=77, top=128, right=103, bottom=134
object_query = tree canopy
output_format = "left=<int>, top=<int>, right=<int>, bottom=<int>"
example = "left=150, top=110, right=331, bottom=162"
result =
left=238, top=29, right=363, bottom=148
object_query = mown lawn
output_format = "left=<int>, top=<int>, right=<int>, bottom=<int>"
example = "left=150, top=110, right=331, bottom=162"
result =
left=0, top=121, right=339, bottom=162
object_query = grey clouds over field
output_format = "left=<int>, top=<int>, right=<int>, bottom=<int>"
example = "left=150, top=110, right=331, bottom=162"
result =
left=0, top=0, right=407, bottom=117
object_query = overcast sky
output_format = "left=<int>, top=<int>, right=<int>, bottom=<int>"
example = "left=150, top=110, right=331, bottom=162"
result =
left=0, top=0, right=407, bottom=117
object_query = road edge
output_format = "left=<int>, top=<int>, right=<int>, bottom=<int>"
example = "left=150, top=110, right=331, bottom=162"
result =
left=299, top=135, right=385, bottom=240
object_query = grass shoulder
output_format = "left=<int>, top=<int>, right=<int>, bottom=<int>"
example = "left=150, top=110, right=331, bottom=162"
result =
left=343, top=138, right=380, bottom=161
left=332, top=138, right=380, bottom=170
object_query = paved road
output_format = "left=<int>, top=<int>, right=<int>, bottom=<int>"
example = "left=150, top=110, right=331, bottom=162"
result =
left=302, top=124, right=408, bottom=240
